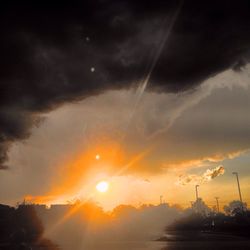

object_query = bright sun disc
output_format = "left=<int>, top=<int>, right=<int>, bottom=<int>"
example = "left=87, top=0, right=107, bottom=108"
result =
left=96, top=181, right=109, bottom=193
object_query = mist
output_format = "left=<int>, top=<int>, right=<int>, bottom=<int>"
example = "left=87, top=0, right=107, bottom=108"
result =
left=35, top=202, right=182, bottom=250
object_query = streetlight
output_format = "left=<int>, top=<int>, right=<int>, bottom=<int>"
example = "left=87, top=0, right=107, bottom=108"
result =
left=215, top=197, right=220, bottom=213
left=195, top=185, right=199, bottom=201
left=232, top=172, right=243, bottom=203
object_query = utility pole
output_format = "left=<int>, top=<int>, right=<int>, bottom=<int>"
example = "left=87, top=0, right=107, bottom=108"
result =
left=232, top=172, right=243, bottom=202
left=195, top=185, right=199, bottom=201
left=160, top=195, right=163, bottom=205
left=215, top=197, right=219, bottom=213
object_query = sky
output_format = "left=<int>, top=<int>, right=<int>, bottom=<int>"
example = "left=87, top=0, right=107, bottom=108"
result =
left=0, top=0, right=250, bottom=210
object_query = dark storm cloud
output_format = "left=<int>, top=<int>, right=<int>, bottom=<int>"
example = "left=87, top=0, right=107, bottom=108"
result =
left=0, top=0, right=250, bottom=167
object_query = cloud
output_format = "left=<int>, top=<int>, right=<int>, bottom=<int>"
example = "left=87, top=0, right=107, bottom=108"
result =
left=1, top=0, right=250, bottom=167
left=164, top=149, right=248, bottom=170
left=177, top=166, right=225, bottom=186
left=203, top=166, right=225, bottom=181
left=137, top=65, right=250, bottom=138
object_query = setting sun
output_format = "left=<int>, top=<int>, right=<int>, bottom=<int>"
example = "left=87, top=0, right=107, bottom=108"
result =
left=96, top=181, right=109, bottom=193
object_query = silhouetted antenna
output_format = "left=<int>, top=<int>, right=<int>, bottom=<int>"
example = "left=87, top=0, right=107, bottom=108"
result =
left=160, top=195, right=163, bottom=204
left=215, top=197, right=219, bottom=213
left=195, top=185, right=199, bottom=201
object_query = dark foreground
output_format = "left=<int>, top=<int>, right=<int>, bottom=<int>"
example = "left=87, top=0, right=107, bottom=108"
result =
left=57, top=237, right=250, bottom=250
left=159, top=232, right=250, bottom=250
left=52, top=232, right=250, bottom=250
left=1, top=203, right=250, bottom=250
left=162, top=240, right=250, bottom=250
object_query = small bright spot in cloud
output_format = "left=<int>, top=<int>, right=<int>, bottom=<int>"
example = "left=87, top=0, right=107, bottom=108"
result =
left=96, top=181, right=109, bottom=193
left=95, top=154, right=100, bottom=160
left=91, top=67, right=95, bottom=72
